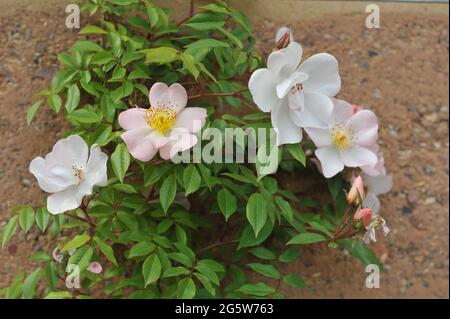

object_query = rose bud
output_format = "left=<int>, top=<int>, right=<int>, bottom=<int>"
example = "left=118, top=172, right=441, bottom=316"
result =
left=347, top=175, right=365, bottom=206
left=354, top=208, right=373, bottom=227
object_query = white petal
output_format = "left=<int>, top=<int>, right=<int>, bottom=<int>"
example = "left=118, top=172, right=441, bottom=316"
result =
left=271, top=99, right=302, bottom=146
left=298, top=53, right=341, bottom=97
left=292, top=93, right=333, bottom=128
left=149, top=82, right=169, bottom=107
left=276, top=71, right=308, bottom=99
left=363, top=193, right=381, bottom=215
left=86, top=146, right=108, bottom=187
left=364, top=174, right=393, bottom=195
left=47, top=185, right=86, bottom=215
left=288, top=89, right=304, bottom=111
left=315, top=146, right=344, bottom=178
left=29, top=157, right=69, bottom=193
left=248, top=68, right=279, bottom=113
left=341, top=145, right=377, bottom=168
left=304, top=128, right=332, bottom=148
left=46, top=135, right=89, bottom=168
left=331, top=98, right=354, bottom=125
left=349, top=110, right=379, bottom=148
left=267, top=42, right=302, bottom=77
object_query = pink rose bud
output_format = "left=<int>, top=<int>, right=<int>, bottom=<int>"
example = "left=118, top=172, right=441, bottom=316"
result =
left=347, top=175, right=365, bottom=206
left=87, top=261, right=103, bottom=274
left=354, top=208, right=373, bottom=227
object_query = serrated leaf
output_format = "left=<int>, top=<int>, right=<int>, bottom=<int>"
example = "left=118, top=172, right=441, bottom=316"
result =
left=2, top=215, right=18, bottom=248
left=217, top=188, right=237, bottom=221
left=19, top=207, right=35, bottom=233
left=26, top=100, right=43, bottom=126
left=287, top=232, right=327, bottom=245
left=142, top=254, right=161, bottom=287
left=64, top=84, right=80, bottom=113
left=62, top=234, right=90, bottom=252
left=278, top=247, right=300, bottom=263
left=79, top=25, right=107, bottom=34
left=249, top=247, right=276, bottom=260
left=160, top=175, right=177, bottom=213
left=247, top=263, right=280, bottom=279
left=246, top=193, right=267, bottom=237
left=111, top=143, right=130, bottom=183
left=177, top=278, right=196, bottom=299
left=237, top=282, right=275, bottom=297
left=283, top=274, right=306, bottom=288
left=128, top=242, right=156, bottom=258
left=183, top=165, right=201, bottom=196
left=35, top=207, right=50, bottom=233
left=94, top=237, right=118, bottom=266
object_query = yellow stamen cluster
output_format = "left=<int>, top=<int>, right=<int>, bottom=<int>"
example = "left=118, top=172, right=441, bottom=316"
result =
left=331, top=125, right=354, bottom=151
left=145, top=106, right=176, bottom=134
left=72, top=165, right=85, bottom=185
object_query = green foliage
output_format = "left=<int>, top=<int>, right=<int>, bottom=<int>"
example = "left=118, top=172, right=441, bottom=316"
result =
left=0, top=0, right=379, bottom=300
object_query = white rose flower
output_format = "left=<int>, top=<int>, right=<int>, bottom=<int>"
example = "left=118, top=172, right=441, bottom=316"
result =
left=29, top=135, right=108, bottom=214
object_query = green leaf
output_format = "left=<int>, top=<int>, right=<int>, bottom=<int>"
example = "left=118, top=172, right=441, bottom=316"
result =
left=45, top=291, right=73, bottom=299
left=278, top=247, right=300, bottom=263
left=183, top=165, right=201, bottom=196
left=177, top=278, right=196, bottom=299
left=68, top=109, right=102, bottom=124
left=249, top=247, right=276, bottom=260
left=128, top=242, right=156, bottom=258
left=185, top=39, right=229, bottom=51
left=64, top=84, right=80, bottom=113
left=22, top=268, right=42, bottom=299
left=111, top=143, right=130, bottom=183
left=246, top=193, right=267, bottom=237
left=71, top=40, right=104, bottom=52
left=247, top=263, right=280, bottom=279
left=160, top=175, right=177, bottom=213
left=18, top=207, right=34, bottom=233
left=146, top=4, right=159, bottom=27
left=217, top=188, right=237, bottom=221
left=109, top=32, right=122, bottom=57
left=47, top=94, right=62, bottom=113
left=185, top=21, right=225, bottom=31
left=142, top=254, right=162, bottom=287
left=112, top=183, right=137, bottom=193
left=287, top=143, right=306, bottom=167
left=94, top=237, right=118, bottom=266
left=2, top=215, right=18, bottom=248
left=218, top=27, right=243, bottom=49
left=142, top=47, right=180, bottom=64
left=287, top=232, right=327, bottom=245
left=275, top=196, right=293, bottom=222
left=162, top=266, right=190, bottom=278
left=238, top=221, right=273, bottom=250
left=26, top=100, right=44, bottom=126
left=62, top=234, right=90, bottom=252
left=283, top=274, right=306, bottom=288
left=68, top=246, right=93, bottom=272
left=111, top=81, right=133, bottom=102
left=35, top=207, right=50, bottom=233
left=201, top=3, right=230, bottom=14
left=30, top=251, right=51, bottom=262
left=79, top=25, right=107, bottom=34
left=237, top=282, right=275, bottom=297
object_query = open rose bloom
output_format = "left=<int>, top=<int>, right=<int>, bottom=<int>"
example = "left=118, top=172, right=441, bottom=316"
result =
left=119, top=83, right=207, bottom=161
left=29, top=135, right=108, bottom=215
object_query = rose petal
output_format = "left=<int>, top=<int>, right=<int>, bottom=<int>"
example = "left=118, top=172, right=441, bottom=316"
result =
left=118, top=108, right=148, bottom=131
left=315, top=146, right=344, bottom=178
left=267, top=42, right=303, bottom=78
left=248, top=68, right=279, bottom=113
left=174, top=107, right=207, bottom=133
left=271, top=99, right=303, bottom=145
left=340, top=145, right=377, bottom=167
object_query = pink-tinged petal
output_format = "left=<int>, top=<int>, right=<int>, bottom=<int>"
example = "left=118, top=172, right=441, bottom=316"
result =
left=159, top=133, right=198, bottom=160
left=276, top=71, right=308, bottom=99
left=292, top=92, right=333, bottom=128
left=87, top=261, right=103, bottom=274
left=29, top=157, right=69, bottom=193
left=354, top=208, right=373, bottom=227
left=267, top=42, right=303, bottom=77
left=47, top=185, right=84, bottom=215
left=298, top=53, right=341, bottom=97
left=52, top=247, right=64, bottom=263
left=347, top=175, right=365, bottom=205
left=149, top=82, right=169, bottom=107
left=118, top=108, right=148, bottom=131
left=364, top=174, right=393, bottom=195
left=331, top=98, right=353, bottom=125
left=304, top=128, right=332, bottom=148
left=148, top=130, right=171, bottom=148
left=168, top=83, right=188, bottom=113
left=121, top=127, right=158, bottom=162
left=86, top=146, right=108, bottom=187
left=248, top=68, right=279, bottom=113
left=361, top=151, right=384, bottom=176
left=349, top=110, right=378, bottom=147
left=340, top=145, right=377, bottom=167
left=271, top=99, right=302, bottom=145
left=174, top=107, right=207, bottom=133
left=315, top=146, right=344, bottom=178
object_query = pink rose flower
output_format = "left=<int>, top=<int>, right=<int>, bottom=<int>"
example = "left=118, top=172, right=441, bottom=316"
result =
left=118, top=83, right=207, bottom=161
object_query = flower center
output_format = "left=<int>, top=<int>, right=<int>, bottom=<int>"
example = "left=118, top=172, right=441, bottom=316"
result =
left=72, top=165, right=85, bottom=185
left=331, top=125, right=354, bottom=151
left=145, top=106, right=176, bottom=134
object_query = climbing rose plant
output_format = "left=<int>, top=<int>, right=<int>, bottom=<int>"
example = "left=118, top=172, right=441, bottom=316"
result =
left=1, top=0, right=392, bottom=299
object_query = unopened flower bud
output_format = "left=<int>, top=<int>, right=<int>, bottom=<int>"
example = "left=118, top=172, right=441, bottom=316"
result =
left=274, top=27, right=293, bottom=50
left=87, top=261, right=103, bottom=274
left=347, top=175, right=365, bottom=206
left=351, top=104, right=362, bottom=114
left=354, top=208, right=373, bottom=227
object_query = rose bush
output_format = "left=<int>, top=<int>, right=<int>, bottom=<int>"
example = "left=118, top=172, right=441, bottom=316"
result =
left=1, top=0, right=392, bottom=299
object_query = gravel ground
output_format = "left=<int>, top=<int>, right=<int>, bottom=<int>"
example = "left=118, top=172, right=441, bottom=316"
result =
left=0, top=3, right=448, bottom=298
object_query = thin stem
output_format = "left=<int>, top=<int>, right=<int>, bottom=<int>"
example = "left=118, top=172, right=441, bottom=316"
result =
left=197, top=240, right=239, bottom=255
left=188, top=88, right=248, bottom=99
